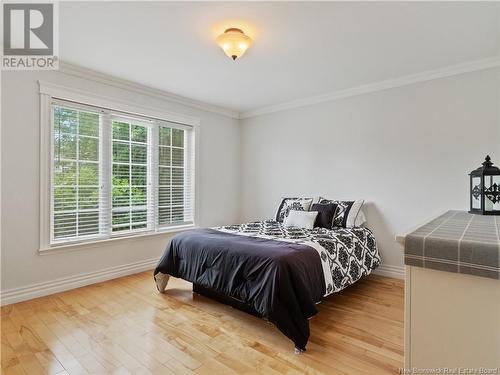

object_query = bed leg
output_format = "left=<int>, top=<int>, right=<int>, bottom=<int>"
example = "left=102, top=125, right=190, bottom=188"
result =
left=154, top=272, right=170, bottom=293
left=294, top=347, right=306, bottom=355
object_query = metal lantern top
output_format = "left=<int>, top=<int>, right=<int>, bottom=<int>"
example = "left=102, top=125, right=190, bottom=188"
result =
left=469, top=155, right=500, bottom=177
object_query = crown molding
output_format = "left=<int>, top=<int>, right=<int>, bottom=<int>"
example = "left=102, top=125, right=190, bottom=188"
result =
left=58, top=61, right=240, bottom=119
left=59, top=57, right=499, bottom=121
left=240, top=56, right=500, bottom=119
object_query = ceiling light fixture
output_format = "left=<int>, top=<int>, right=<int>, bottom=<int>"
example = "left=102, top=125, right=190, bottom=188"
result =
left=216, top=28, right=252, bottom=61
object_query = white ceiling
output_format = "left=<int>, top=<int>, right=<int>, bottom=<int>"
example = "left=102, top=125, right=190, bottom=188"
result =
left=60, top=2, right=499, bottom=114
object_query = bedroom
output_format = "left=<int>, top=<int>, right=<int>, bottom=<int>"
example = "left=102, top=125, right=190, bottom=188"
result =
left=1, top=1, right=499, bottom=374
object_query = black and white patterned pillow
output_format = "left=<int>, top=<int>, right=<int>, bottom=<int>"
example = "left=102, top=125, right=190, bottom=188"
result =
left=275, top=197, right=314, bottom=222
left=319, top=198, right=363, bottom=228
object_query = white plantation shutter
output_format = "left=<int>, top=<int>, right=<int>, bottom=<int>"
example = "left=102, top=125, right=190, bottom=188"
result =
left=49, top=99, right=195, bottom=246
left=156, top=122, right=195, bottom=228
left=51, top=101, right=107, bottom=243
left=111, top=116, right=154, bottom=234
left=183, top=125, right=195, bottom=225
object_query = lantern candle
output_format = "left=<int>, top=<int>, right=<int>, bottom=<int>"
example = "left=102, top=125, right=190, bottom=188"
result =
left=469, top=155, right=500, bottom=215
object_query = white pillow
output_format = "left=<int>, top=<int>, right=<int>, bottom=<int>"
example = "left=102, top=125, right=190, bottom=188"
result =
left=283, top=210, right=318, bottom=229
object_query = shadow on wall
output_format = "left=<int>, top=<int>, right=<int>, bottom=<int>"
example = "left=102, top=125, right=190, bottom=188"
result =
left=363, top=202, right=403, bottom=266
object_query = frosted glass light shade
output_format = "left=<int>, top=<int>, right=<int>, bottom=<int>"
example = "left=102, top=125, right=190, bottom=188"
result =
left=216, top=28, right=252, bottom=60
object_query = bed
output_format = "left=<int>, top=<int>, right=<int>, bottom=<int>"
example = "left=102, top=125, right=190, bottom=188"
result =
left=154, top=219, right=380, bottom=352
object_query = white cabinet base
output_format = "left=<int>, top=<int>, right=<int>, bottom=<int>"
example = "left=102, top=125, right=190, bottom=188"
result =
left=405, top=266, right=500, bottom=368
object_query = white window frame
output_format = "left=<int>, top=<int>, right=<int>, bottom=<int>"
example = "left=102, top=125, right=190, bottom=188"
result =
left=39, top=81, right=200, bottom=252
left=108, top=114, right=153, bottom=236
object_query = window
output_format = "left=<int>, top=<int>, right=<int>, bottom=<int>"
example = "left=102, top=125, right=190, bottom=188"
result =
left=111, top=118, right=151, bottom=233
left=48, top=99, right=195, bottom=246
left=52, top=105, right=102, bottom=241
left=158, top=126, right=188, bottom=226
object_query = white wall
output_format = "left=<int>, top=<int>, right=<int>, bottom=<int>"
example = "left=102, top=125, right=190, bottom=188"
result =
left=1, top=67, right=498, bottom=302
left=240, top=68, right=500, bottom=272
left=1, top=69, right=241, bottom=297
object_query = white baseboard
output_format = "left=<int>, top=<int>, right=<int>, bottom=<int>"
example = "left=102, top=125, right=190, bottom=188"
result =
left=372, top=264, right=405, bottom=279
left=0, top=258, right=158, bottom=306
left=1, top=258, right=405, bottom=306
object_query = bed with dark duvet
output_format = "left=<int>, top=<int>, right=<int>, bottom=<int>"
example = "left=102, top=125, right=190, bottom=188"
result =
left=154, top=220, right=380, bottom=352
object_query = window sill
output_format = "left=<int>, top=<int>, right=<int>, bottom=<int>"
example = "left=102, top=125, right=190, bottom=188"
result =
left=38, top=225, right=197, bottom=255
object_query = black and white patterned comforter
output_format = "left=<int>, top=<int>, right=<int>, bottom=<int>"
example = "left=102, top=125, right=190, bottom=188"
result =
left=217, top=220, right=380, bottom=296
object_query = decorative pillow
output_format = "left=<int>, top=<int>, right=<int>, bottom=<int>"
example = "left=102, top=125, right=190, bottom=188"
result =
left=275, top=197, right=314, bottom=222
left=283, top=210, right=318, bottom=230
left=354, top=209, right=366, bottom=227
left=318, top=198, right=365, bottom=228
left=310, top=203, right=337, bottom=229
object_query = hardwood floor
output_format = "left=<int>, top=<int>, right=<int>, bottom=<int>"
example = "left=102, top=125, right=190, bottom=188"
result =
left=1, top=272, right=404, bottom=375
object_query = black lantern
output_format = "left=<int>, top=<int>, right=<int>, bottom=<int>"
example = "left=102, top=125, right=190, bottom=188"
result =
left=469, top=155, right=500, bottom=215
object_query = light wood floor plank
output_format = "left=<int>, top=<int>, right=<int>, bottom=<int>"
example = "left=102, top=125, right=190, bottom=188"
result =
left=2, top=272, right=403, bottom=375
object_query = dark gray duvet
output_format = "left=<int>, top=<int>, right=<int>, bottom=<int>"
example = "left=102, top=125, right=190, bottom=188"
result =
left=154, top=220, right=380, bottom=350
